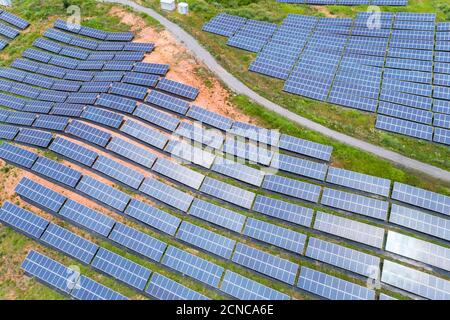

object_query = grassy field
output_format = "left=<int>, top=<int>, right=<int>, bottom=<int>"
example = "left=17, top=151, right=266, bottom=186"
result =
left=137, top=0, right=450, bottom=174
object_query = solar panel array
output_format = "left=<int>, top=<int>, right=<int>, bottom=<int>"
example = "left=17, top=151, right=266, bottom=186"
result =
left=204, top=12, right=450, bottom=144
left=0, top=10, right=29, bottom=51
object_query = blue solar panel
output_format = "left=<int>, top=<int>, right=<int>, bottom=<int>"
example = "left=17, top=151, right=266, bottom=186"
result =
left=15, top=177, right=67, bottom=213
left=33, top=115, right=69, bottom=131
left=176, top=221, right=236, bottom=259
left=49, top=137, right=98, bottom=167
left=71, top=275, right=128, bottom=300
left=161, top=246, right=224, bottom=287
left=96, top=93, right=136, bottom=114
left=120, top=120, right=168, bottom=150
left=14, top=129, right=53, bottom=148
left=139, top=177, right=194, bottom=212
left=156, top=78, right=199, bottom=100
left=188, top=199, right=246, bottom=233
left=110, top=82, right=148, bottom=100
left=220, top=270, right=290, bottom=300
left=306, top=237, right=381, bottom=277
left=211, top=158, right=264, bottom=187
left=252, top=195, right=314, bottom=227
left=262, top=174, right=321, bottom=202
left=146, top=273, right=209, bottom=300
left=200, top=177, right=255, bottom=209
left=391, top=182, right=450, bottom=216
left=21, top=250, right=76, bottom=295
left=320, top=188, right=389, bottom=220
left=0, top=201, right=49, bottom=239
left=0, top=143, right=38, bottom=168
left=202, top=13, right=247, bottom=37
left=0, top=125, right=19, bottom=140
left=278, top=134, right=333, bottom=161
left=92, top=155, right=144, bottom=189
left=152, top=157, right=205, bottom=190
left=124, top=199, right=181, bottom=236
left=65, top=120, right=111, bottom=147
left=40, top=223, right=99, bottom=264
left=133, top=62, right=169, bottom=76
left=59, top=199, right=115, bottom=237
left=108, top=222, right=167, bottom=262
left=91, top=248, right=152, bottom=291
left=76, top=175, right=131, bottom=212
left=186, top=105, right=233, bottom=131
left=276, top=154, right=328, bottom=180
left=106, top=137, right=157, bottom=169
left=298, top=267, right=375, bottom=300
left=232, top=243, right=299, bottom=285
left=133, top=104, right=180, bottom=132
left=243, top=218, right=306, bottom=254
left=31, top=157, right=82, bottom=188
left=145, top=90, right=190, bottom=115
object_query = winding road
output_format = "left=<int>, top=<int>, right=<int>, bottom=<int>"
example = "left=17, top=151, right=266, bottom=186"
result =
left=100, top=0, right=450, bottom=182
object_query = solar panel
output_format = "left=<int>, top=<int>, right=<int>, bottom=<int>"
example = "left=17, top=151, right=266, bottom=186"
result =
left=65, top=120, right=111, bottom=147
left=276, top=154, right=328, bottom=181
left=220, top=270, right=290, bottom=300
left=50, top=103, right=85, bottom=117
left=389, top=204, right=450, bottom=241
left=71, top=275, right=128, bottom=300
left=0, top=143, right=38, bottom=168
left=40, top=223, right=99, bottom=264
left=227, top=20, right=277, bottom=53
left=391, top=182, right=450, bottom=216
left=146, top=272, right=209, bottom=300
left=92, top=155, right=145, bottom=189
left=108, top=222, right=167, bottom=262
left=176, top=221, right=236, bottom=259
left=22, top=101, right=54, bottom=113
left=91, top=247, right=152, bottom=291
left=385, top=231, right=450, bottom=272
left=211, top=158, right=264, bottom=187
left=186, top=105, right=233, bottom=131
left=145, top=90, right=190, bottom=115
left=243, top=218, right=306, bottom=254
left=125, top=199, right=181, bottom=236
left=133, top=104, right=180, bottom=132
left=188, top=199, right=246, bottom=233
left=200, top=177, right=255, bottom=209
left=252, top=195, right=314, bottom=227
left=156, top=78, right=199, bottom=100
left=49, top=137, right=98, bottom=167
left=320, top=188, right=389, bottom=220
left=106, top=137, right=157, bottom=169
left=221, top=137, right=273, bottom=166
left=21, top=250, right=77, bottom=295
left=434, top=128, right=450, bottom=145
left=164, top=140, right=216, bottom=169
left=96, top=93, right=136, bottom=114
left=33, top=115, right=69, bottom=131
left=123, top=72, right=159, bottom=87
left=306, top=237, right=381, bottom=277
left=161, top=246, right=224, bottom=287
left=15, top=177, right=67, bottom=213
left=5, top=112, right=37, bottom=126
left=175, top=121, right=224, bottom=150
left=152, top=158, right=205, bottom=190
left=139, top=177, right=194, bottom=212
left=313, top=211, right=385, bottom=248
left=325, top=167, right=391, bottom=197
left=278, top=134, right=333, bottom=161
left=228, top=121, right=280, bottom=147
left=133, top=62, right=169, bottom=76
left=120, top=120, right=168, bottom=150
left=0, top=201, right=49, bottom=239
left=202, top=13, right=247, bottom=37
left=0, top=125, right=19, bottom=140
left=381, top=260, right=450, bottom=300
left=232, top=243, right=299, bottom=285
left=297, top=267, right=375, bottom=300
left=375, top=115, right=433, bottom=141
left=59, top=199, right=115, bottom=237
left=31, top=156, right=82, bottom=188
left=14, top=129, right=53, bottom=148
left=0, top=11, right=29, bottom=29
left=262, top=174, right=321, bottom=203
left=92, top=71, right=124, bottom=82
left=110, top=82, right=148, bottom=100
left=76, top=175, right=131, bottom=212
left=379, top=293, right=397, bottom=300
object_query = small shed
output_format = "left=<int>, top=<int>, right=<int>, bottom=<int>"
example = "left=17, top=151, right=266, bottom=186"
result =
left=0, top=0, right=12, bottom=7
left=178, top=2, right=189, bottom=15
left=161, top=0, right=176, bottom=11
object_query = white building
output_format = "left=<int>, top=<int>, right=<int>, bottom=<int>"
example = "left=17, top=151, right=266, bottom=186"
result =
left=178, top=2, right=189, bottom=15
left=160, top=0, right=176, bottom=11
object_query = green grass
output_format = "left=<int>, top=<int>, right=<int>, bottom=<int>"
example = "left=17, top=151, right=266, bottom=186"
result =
left=137, top=0, right=450, bottom=176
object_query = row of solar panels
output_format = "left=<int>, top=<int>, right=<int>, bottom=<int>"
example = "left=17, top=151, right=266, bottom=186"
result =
left=1, top=142, right=450, bottom=300
left=0, top=10, right=29, bottom=51
left=2, top=102, right=449, bottom=221
left=4, top=178, right=289, bottom=300
left=5, top=176, right=450, bottom=300
left=277, top=0, right=407, bottom=4
left=202, top=13, right=450, bottom=145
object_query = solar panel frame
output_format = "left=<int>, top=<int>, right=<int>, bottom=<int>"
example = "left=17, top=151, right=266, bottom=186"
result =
left=199, top=177, right=255, bottom=209
left=0, top=143, right=38, bottom=168
left=0, top=201, right=49, bottom=239
left=31, top=156, right=82, bottom=188
left=92, top=155, right=145, bottom=189
left=146, top=272, right=210, bottom=300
